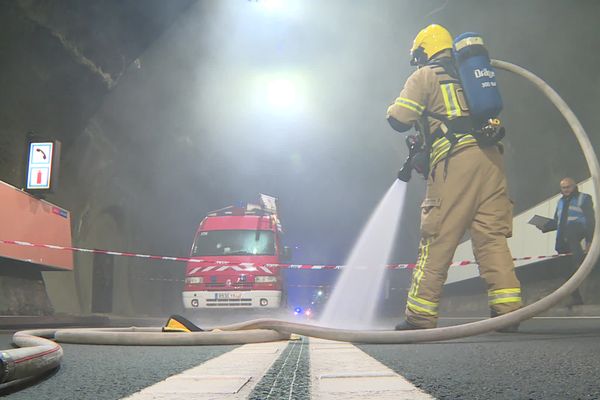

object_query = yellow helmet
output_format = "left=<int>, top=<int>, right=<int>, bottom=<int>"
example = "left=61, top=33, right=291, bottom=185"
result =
left=410, top=24, right=453, bottom=66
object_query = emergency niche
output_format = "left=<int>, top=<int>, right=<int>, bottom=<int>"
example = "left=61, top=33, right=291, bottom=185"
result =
left=453, top=32, right=503, bottom=127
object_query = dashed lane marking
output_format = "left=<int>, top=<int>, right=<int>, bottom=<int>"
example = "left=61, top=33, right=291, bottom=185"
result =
left=121, top=340, right=288, bottom=400
left=440, top=316, right=600, bottom=320
left=309, top=338, right=434, bottom=399
left=532, top=316, right=600, bottom=319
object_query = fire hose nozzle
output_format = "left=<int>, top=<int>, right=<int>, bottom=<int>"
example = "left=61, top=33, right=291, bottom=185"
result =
left=397, top=158, right=412, bottom=182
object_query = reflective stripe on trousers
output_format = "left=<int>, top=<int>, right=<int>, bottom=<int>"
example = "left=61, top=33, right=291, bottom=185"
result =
left=407, top=293, right=439, bottom=316
left=488, top=288, right=521, bottom=306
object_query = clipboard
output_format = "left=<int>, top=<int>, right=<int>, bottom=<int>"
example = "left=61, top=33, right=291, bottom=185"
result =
left=528, top=214, right=553, bottom=230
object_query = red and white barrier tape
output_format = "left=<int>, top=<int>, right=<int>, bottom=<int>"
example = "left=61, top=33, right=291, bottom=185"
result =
left=0, top=239, right=567, bottom=270
left=287, top=253, right=567, bottom=270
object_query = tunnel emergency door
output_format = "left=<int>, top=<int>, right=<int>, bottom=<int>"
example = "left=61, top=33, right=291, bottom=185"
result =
left=92, top=253, right=114, bottom=313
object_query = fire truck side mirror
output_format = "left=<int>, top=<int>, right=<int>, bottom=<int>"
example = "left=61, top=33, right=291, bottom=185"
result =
left=281, top=246, right=292, bottom=262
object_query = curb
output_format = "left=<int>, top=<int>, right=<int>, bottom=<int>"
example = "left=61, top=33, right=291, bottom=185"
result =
left=0, top=314, right=110, bottom=330
left=0, top=314, right=168, bottom=330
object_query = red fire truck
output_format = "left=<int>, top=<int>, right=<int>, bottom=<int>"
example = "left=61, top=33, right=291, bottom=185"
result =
left=182, top=196, right=290, bottom=310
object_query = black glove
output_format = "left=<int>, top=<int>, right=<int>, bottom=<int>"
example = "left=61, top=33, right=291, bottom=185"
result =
left=397, top=134, right=428, bottom=182
left=411, top=152, right=429, bottom=176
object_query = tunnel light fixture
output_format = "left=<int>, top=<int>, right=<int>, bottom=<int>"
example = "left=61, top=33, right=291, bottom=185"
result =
left=250, top=72, right=308, bottom=115
left=255, top=0, right=284, bottom=13
left=265, top=78, right=299, bottom=109
left=249, top=0, right=303, bottom=18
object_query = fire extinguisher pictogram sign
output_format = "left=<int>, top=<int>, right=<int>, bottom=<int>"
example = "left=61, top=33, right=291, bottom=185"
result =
left=25, top=138, right=61, bottom=193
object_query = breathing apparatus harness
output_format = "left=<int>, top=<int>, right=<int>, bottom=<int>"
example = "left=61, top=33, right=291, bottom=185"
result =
left=397, top=57, right=505, bottom=182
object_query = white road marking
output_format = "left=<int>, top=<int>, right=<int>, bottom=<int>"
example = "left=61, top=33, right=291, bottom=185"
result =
left=120, top=316, right=600, bottom=400
left=440, top=316, right=600, bottom=320
left=309, top=338, right=434, bottom=399
left=532, top=316, right=600, bottom=319
left=121, top=340, right=288, bottom=400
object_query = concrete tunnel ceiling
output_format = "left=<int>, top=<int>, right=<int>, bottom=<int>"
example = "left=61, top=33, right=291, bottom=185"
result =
left=0, top=0, right=598, bottom=269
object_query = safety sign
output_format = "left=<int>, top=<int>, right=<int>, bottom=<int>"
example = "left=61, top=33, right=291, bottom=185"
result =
left=26, top=142, right=54, bottom=190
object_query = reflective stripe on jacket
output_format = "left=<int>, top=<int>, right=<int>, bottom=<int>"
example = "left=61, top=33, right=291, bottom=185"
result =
left=386, top=53, right=477, bottom=169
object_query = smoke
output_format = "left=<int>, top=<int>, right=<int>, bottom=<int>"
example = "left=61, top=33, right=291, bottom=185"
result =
left=88, top=0, right=600, bottom=268
left=424, top=0, right=449, bottom=19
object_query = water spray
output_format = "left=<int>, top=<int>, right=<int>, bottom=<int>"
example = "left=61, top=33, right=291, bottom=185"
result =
left=318, top=180, right=406, bottom=329
left=1, top=60, right=599, bottom=390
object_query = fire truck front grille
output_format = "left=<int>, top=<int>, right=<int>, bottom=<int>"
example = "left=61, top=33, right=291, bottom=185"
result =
left=205, top=298, right=253, bottom=307
left=205, top=282, right=254, bottom=289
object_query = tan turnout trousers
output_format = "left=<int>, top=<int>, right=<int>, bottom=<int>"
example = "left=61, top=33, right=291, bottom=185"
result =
left=387, top=50, right=522, bottom=328
left=406, top=145, right=521, bottom=328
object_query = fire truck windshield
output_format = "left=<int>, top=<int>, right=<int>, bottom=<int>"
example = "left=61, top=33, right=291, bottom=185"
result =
left=191, top=230, right=276, bottom=257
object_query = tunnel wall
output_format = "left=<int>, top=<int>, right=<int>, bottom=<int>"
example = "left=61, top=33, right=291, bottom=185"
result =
left=376, top=256, right=600, bottom=319
left=40, top=124, right=186, bottom=317
left=0, top=1, right=194, bottom=317
left=440, top=256, right=600, bottom=317
left=0, top=259, right=54, bottom=315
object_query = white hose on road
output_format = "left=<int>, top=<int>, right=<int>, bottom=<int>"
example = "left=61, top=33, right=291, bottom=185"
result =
left=1, top=59, right=599, bottom=389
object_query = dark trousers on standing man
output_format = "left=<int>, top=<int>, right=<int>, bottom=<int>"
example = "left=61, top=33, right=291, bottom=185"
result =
left=558, top=222, right=587, bottom=306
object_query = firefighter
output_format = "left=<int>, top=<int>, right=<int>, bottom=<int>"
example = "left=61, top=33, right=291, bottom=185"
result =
left=386, top=24, right=522, bottom=330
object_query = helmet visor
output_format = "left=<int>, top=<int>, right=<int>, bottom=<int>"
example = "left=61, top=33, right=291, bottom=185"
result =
left=410, top=46, right=428, bottom=66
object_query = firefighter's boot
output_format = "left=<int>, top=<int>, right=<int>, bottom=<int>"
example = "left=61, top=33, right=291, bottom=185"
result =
left=394, top=320, right=426, bottom=331
left=491, top=310, right=520, bottom=333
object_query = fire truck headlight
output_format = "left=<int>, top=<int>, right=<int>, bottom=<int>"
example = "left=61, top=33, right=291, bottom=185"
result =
left=255, top=276, right=277, bottom=283
left=185, top=277, right=203, bottom=284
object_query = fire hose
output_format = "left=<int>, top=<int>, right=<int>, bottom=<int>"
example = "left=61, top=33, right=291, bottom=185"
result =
left=1, top=59, right=599, bottom=391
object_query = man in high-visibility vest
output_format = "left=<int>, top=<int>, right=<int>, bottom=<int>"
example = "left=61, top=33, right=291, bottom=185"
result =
left=540, top=177, right=595, bottom=306
left=387, top=24, right=522, bottom=331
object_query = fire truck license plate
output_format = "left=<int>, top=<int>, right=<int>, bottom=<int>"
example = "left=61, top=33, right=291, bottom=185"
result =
left=215, top=292, right=241, bottom=300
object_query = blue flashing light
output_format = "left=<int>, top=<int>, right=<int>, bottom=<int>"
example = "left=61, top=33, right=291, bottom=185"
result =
left=294, top=306, right=303, bottom=315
